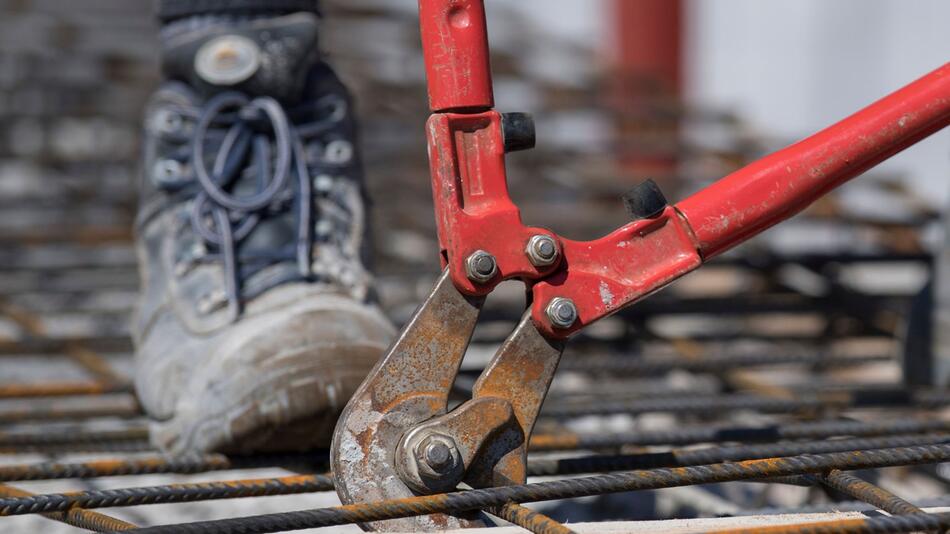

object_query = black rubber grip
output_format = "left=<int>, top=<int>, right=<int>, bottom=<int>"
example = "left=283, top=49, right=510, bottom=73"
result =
left=158, top=0, right=322, bottom=22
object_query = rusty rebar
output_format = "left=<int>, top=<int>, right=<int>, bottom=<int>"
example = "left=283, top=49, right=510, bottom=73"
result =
left=526, top=433, right=950, bottom=476
left=529, top=418, right=950, bottom=451
left=110, top=444, right=950, bottom=534
left=705, top=511, right=949, bottom=534
left=0, top=381, right=133, bottom=399
left=0, top=474, right=334, bottom=515
left=818, top=470, right=923, bottom=515
left=0, top=484, right=136, bottom=531
left=490, top=503, right=577, bottom=534
left=541, top=389, right=950, bottom=419
left=0, top=394, right=142, bottom=423
left=0, top=453, right=323, bottom=482
left=0, top=426, right=151, bottom=454
left=559, top=352, right=890, bottom=376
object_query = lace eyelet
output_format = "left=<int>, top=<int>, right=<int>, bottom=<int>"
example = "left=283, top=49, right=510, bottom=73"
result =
left=153, top=159, right=188, bottom=189
left=324, top=140, right=353, bottom=165
left=313, top=174, right=334, bottom=193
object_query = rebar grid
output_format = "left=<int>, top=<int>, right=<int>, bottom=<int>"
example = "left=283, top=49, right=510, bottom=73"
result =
left=84, top=444, right=950, bottom=533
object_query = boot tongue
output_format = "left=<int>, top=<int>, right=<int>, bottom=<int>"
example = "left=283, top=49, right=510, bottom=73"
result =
left=162, top=12, right=320, bottom=105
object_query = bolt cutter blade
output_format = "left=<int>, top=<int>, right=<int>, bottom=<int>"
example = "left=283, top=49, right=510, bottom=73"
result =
left=330, top=270, right=487, bottom=531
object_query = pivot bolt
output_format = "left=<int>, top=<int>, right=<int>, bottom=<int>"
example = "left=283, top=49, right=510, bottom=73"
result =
left=415, top=434, right=461, bottom=477
left=526, top=235, right=559, bottom=267
left=465, top=250, right=498, bottom=283
left=546, top=297, right=578, bottom=329
left=423, top=440, right=452, bottom=471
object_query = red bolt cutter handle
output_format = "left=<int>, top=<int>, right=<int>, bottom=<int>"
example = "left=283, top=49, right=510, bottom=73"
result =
left=419, top=0, right=494, bottom=112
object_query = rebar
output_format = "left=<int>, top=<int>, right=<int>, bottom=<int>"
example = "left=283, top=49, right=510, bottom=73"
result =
left=490, top=503, right=577, bottom=534
left=0, top=474, right=334, bottom=515
left=559, top=352, right=891, bottom=376
left=109, top=444, right=950, bottom=534
left=530, top=418, right=950, bottom=451
left=0, top=381, right=133, bottom=399
left=526, top=433, right=950, bottom=476
left=817, top=470, right=923, bottom=515
left=706, top=511, right=950, bottom=534
left=0, top=453, right=324, bottom=482
left=0, top=484, right=136, bottom=532
left=0, top=394, right=142, bottom=423
left=541, top=390, right=950, bottom=419
left=0, top=426, right=148, bottom=448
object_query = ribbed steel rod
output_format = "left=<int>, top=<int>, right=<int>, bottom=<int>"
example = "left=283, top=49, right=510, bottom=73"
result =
left=705, top=511, right=950, bottom=534
left=0, top=474, right=334, bottom=515
left=558, top=352, right=890, bottom=376
left=0, top=441, right=154, bottom=455
left=0, top=426, right=149, bottom=447
left=111, top=444, right=950, bottom=534
left=0, top=484, right=136, bottom=532
left=0, top=395, right=142, bottom=423
left=818, top=470, right=922, bottom=516
left=541, top=390, right=950, bottom=419
left=490, top=503, right=577, bottom=534
left=526, top=433, right=950, bottom=476
left=0, top=381, right=133, bottom=399
left=0, top=453, right=324, bottom=482
left=529, top=418, right=950, bottom=451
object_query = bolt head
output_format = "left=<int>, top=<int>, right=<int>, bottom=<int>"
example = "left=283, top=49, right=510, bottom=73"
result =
left=415, top=435, right=460, bottom=476
left=526, top=235, right=559, bottom=267
left=546, top=297, right=578, bottom=329
left=424, top=441, right=452, bottom=470
left=465, top=250, right=498, bottom=283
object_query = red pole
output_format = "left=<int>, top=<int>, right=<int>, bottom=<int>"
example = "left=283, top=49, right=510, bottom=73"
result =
left=612, top=0, right=684, bottom=177
left=614, top=0, right=682, bottom=94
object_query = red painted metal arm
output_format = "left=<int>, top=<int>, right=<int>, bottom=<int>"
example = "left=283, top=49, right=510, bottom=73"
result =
left=677, top=63, right=950, bottom=258
left=419, top=0, right=494, bottom=112
left=531, top=63, right=950, bottom=337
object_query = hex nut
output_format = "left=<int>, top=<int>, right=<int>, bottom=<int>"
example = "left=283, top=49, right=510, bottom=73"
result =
left=465, top=250, right=498, bottom=283
left=546, top=297, right=578, bottom=329
left=526, top=235, right=559, bottom=267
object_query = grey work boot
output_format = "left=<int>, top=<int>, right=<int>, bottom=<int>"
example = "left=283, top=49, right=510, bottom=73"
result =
left=133, top=11, right=395, bottom=455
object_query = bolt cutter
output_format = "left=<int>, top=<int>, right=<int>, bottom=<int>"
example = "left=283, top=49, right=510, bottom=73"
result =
left=330, top=1, right=950, bottom=531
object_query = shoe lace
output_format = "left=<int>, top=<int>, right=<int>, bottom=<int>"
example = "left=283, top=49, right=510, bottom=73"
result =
left=183, top=91, right=346, bottom=318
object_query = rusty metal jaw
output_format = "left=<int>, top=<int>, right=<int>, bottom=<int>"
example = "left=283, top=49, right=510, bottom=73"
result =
left=331, top=270, right=487, bottom=531
left=330, top=270, right=566, bottom=532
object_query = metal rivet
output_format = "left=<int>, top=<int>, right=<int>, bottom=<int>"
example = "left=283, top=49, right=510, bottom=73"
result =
left=465, top=250, right=497, bottom=283
left=546, top=297, right=578, bottom=329
left=154, top=108, right=183, bottom=136
left=153, top=159, right=184, bottom=185
left=325, top=140, right=354, bottom=165
left=526, top=234, right=559, bottom=267
left=313, top=174, right=334, bottom=193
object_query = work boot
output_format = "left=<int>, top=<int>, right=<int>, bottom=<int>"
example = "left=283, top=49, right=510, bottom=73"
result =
left=133, top=10, right=395, bottom=455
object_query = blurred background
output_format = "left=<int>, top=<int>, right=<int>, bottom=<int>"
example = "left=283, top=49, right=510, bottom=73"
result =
left=0, top=0, right=949, bottom=532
